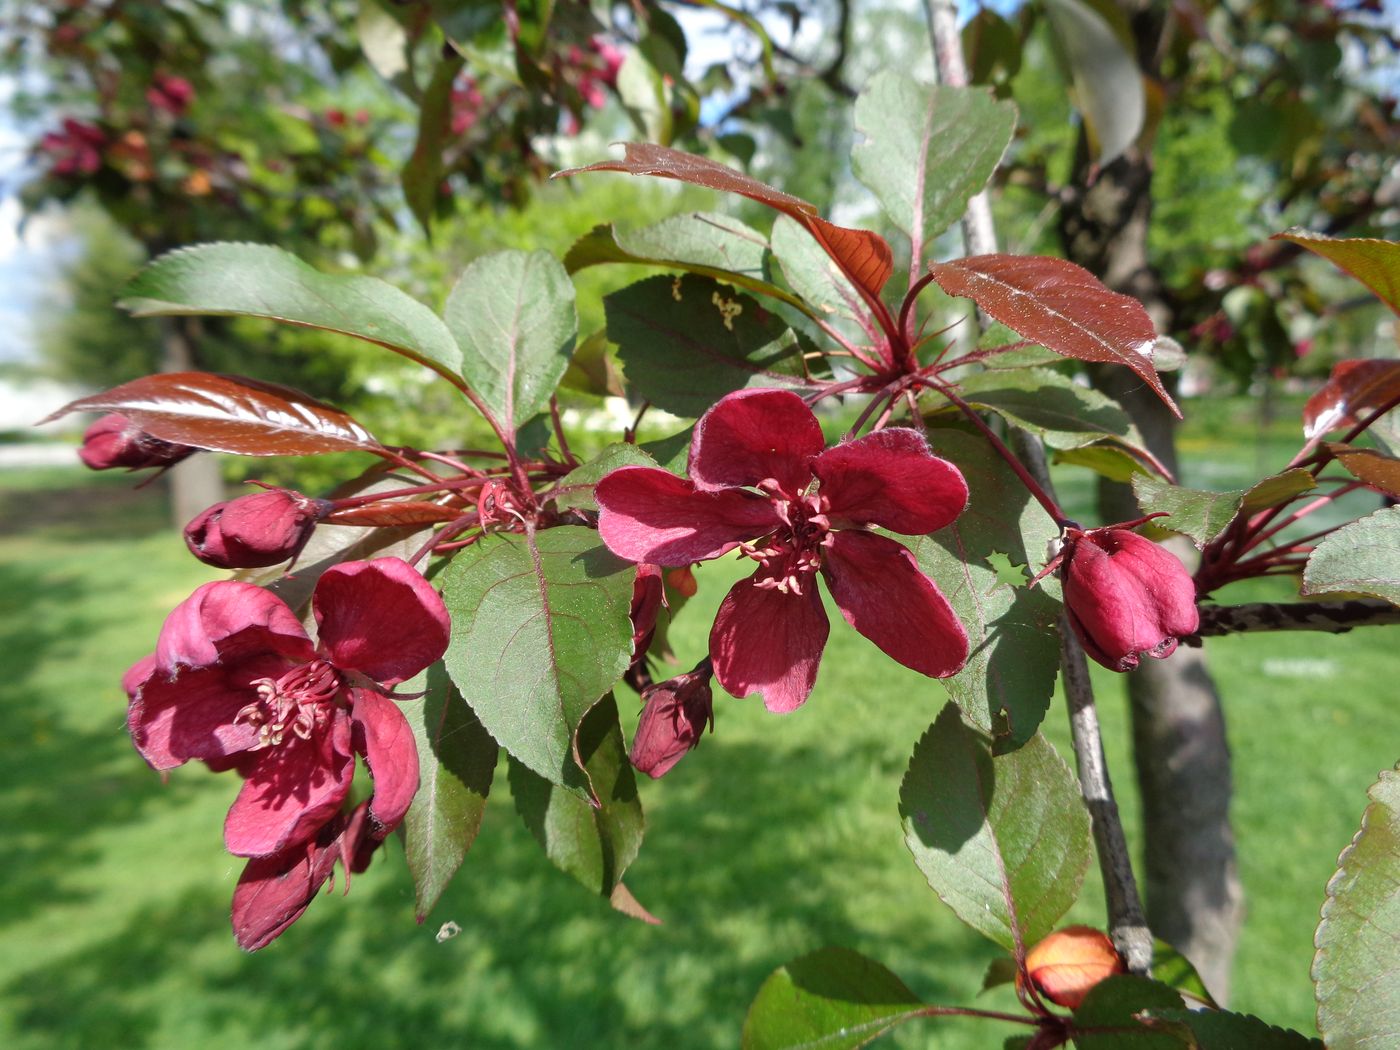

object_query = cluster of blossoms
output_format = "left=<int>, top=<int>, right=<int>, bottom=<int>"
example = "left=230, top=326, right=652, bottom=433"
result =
left=85, top=379, right=1202, bottom=944
left=124, top=557, right=448, bottom=948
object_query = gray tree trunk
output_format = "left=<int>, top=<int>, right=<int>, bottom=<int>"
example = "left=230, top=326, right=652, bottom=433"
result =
left=160, top=317, right=224, bottom=528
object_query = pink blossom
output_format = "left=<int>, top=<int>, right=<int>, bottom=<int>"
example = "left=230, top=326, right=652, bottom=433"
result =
left=1060, top=527, right=1199, bottom=672
left=125, top=558, right=448, bottom=859
left=184, top=488, right=330, bottom=569
left=78, top=412, right=194, bottom=471
left=596, top=389, right=970, bottom=712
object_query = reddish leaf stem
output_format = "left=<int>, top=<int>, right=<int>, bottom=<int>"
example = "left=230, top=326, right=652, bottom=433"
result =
left=918, top=377, right=1069, bottom=527
left=549, top=395, right=578, bottom=469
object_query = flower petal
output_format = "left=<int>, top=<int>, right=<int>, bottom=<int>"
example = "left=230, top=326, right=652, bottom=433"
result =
left=709, top=572, right=829, bottom=712
left=351, top=688, right=420, bottom=832
left=814, top=428, right=969, bottom=534
left=224, top=711, right=354, bottom=857
left=689, top=389, right=825, bottom=495
left=127, top=660, right=279, bottom=769
left=314, top=558, right=450, bottom=686
left=597, top=466, right=780, bottom=565
left=231, top=805, right=368, bottom=951
left=154, top=580, right=313, bottom=675
left=821, top=529, right=968, bottom=678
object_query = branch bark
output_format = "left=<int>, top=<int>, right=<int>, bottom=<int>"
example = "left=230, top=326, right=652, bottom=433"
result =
left=1195, top=599, right=1400, bottom=637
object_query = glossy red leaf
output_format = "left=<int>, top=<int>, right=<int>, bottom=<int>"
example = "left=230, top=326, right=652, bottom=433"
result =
left=324, top=501, right=463, bottom=527
left=927, top=254, right=1179, bottom=417
left=1275, top=229, right=1400, bottom=316
left=1304, top=360, right=1400, bottom=440
left=43, top=372, right=381, bottom=456
left=556, top=142, right=893, bottom=300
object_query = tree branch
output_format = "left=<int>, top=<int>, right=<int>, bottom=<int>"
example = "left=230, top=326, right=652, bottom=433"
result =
left=924, top=0, right=1152, bottom=974
left=1194, top=600, right=1400, bottom=638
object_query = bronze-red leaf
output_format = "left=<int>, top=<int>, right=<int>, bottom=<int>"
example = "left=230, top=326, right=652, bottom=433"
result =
left=556, top=143, right=892, bottom=300
left=325, top=501, right=464, bottom=527
left=1304, top=359, right=1400, bottom=440
left=43, top=372, right=382, bottom=456
left=927, top=254, right=1179, bottom=417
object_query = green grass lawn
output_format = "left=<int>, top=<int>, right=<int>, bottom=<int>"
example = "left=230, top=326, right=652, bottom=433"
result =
left=3, top=398, right=1396, bottom=1048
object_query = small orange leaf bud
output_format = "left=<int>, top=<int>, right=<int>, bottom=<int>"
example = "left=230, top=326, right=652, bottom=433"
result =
left=1025, top=926, right=1125, bottom=1009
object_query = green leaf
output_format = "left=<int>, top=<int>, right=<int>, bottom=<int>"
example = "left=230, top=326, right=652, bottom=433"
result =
left=616, top=48, right=673, bottom=144
left=851, top=74, right=1016, bottom=252
left=1054, top=445, right=1151, bottom=483
left=1302, top=507, right=1400, bottom=606
left=508, top=694, right=644, bottom=897
left=1314, top=765, right=1400, bottom=1047
left=1149, top=939, right=1218, bottom=1009
left=771, top=214, right=866, bottom=324
left=440, top=526, right=635, bottom=791
left=402, top=53, right=464, bottom=235
left=399, top=663, right=498, bottom=920
left=981, top=956, right=1019, bottom=994
left=1148, top=1009, right=1321, bottom=1049
left=550, top=443, right=657, bottom=514
left=907, top=429, right=1062, bottom=749
left=638, top=427, right=693, bottom=474
left=119, top=243, right=463, bottom=378
left=899, top=705, right=1091, bottom=952
left=1071, top=976, right=1189, bottom=1048
left=444, top=249, right=578, bottom=432
left=604, top=274, right=810, bottom=416
left=1276, top=230, right=1400, bottom=316
left=560, top=329, right=624, bottom=398
left=957, top=368, right=1145, bottom=452
left=1044, top=0, right=1145, bottom=169
left=742, top=947, right=926, bottom=1050
left=564, top=212, right=801, bottom=309
left=356, top=0, right=410, bottom=82
left=1132, top=469, right=1317, bottom=549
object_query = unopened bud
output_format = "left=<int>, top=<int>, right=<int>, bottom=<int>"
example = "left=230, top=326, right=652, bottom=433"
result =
left=78, top=413, right=195, bottom=471
left=184, top=488, right=329, bottom=569
left=1025, top=926, right=1125, bottom=1009
left=1061, top=527, right=1198, bottom=672
left=630, top=663, right=714, bottom=779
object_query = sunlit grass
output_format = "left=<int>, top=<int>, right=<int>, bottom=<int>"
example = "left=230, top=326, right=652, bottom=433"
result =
left=1, top=398, right=1393, bottom=1047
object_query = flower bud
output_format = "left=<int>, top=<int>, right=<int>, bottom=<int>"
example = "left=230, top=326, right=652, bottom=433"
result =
left=630, top=664, right=714, bottom=779
left=78, top=413, right=195, bottom=471
left=184, top=488, right=330, bottom=569
left=1061, top=527, right=1199, bottom=672
left=1025, top=926, right=1125, bottom=1009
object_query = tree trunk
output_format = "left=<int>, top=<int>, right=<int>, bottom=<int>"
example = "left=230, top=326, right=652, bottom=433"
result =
left=1059, top=136, right=1244, bottom=1001
left=160, top=317, right=224, bottom=528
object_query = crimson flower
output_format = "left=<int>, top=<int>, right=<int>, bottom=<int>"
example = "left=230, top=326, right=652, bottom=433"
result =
left=1060, top=527, right=1199, bottom=672
left=125, top=557, right=448, bottom=859
left=596, top=389, right=970, bottom=712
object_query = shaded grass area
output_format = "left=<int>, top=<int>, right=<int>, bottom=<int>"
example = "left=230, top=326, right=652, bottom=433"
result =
left=3, top=399, right=1397, bottom=1047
